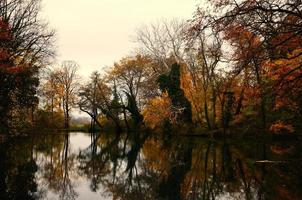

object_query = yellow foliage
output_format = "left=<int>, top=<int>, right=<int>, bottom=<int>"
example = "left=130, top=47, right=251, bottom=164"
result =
left=180, top=64, right=204, bottom=123
left=142, top=92, right=171, bottom=129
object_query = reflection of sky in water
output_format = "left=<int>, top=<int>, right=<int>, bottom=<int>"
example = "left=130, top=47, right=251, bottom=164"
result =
left=24, top=132, right=301, bottom=200
left=46, top=183, right=109, bottom=200
left=70, top=133, right=92, bottom=150
left=36, top=132, right=111, bottom=200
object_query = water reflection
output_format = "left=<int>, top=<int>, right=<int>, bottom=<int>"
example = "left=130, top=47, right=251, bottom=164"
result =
left=39, top=133, right=78, bottom=199
left=0, top=131, right=301, bottom=200
left=0, top=136, right=41, bottom=199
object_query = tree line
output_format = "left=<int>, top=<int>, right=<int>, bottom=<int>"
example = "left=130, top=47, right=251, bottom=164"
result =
left=1, top=0, right=302, bottom=135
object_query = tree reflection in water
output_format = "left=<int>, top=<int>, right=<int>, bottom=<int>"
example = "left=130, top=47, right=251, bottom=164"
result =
left=78, top=130, right=302, bottom=200
left=0, top=137, right=42, bottom=199
left=0, top=131, right=301, bottom=200
left=34, top=133, right=78, bottom=200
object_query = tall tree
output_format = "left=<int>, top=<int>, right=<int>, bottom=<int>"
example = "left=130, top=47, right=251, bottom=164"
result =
left=135, top=19, right=188, bottom=72
left=109, top=55, right=154, bottom=125
left=0, top=0, right=55, bottom=65
left=56, top=61, right=79, bottom=129
left=78, top=71, right=102, bottom=130
left=78, top=71, right=123, bottom=131
left=186, top=24, right=224, bottom=129
left=190, top=0, right=302, bottom=130
left=0, top=0, right=55, bottom=133
left=40, top=68, right=63, bottom=114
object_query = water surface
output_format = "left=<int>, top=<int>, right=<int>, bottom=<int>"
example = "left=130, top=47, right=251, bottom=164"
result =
left=0, top=131, right=301, bottom=200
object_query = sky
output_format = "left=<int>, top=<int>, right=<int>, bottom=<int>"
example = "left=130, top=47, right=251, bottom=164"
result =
left=41, top=0, right=200, bottom=79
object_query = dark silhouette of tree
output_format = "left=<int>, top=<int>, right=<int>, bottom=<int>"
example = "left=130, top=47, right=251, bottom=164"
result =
left=78, top=72, right=123, bottom=132
left=157, top=63, right=192, bottom=123
left=0, top=0, right=55, bottom=134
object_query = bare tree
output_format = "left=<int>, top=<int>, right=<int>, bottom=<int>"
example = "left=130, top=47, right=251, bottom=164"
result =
left=56, top=61, right=79, bottom=129
left=79, top=71, right=101, bottom=130
left=135, top=18, right=188, bottom=72
left=0, top=0, right=56, bottom=66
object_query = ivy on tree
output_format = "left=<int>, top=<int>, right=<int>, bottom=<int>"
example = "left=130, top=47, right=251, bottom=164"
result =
left=157, top=63, right=192, bottom=123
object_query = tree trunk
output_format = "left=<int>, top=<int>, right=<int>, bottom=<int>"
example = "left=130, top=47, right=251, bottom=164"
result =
left=254, top=62, right=266, bottom=130
left=204, top=98, right=211, bottom=130
left=123, top=107, right=130, bottom=132
left=235, top=88, right=245, bottom=115
left=211, top=91, right=217, bottom=129
left=65, top=101, right=69, bottom=129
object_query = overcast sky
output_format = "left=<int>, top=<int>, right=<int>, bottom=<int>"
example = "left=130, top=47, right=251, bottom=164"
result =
left=41, top=0, right=200, bottom=79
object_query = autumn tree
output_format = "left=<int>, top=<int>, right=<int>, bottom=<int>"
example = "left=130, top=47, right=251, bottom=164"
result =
left=142, top=92, right=172, bottom=128
left=157, top=63, right=192, bottom=123
left=0, top=19, right=40, bottom=132
left=40, top=68, right=63, bottom=114
left=0, top=0, right=55, bottom=133
left=108, top=55, right=155, bottom=126
left=0, top=0, right=55, bottom=64
left=136, top=18, right=227, bottom=129
left=56, top=61, right=79, bottom=129
left=78, top=71, right=123, bottom=131
left=37, top=68, right=65, bottom=129
left=185, top=23, right=225, bottom=129
left=190, top=0, right=302, bottom=131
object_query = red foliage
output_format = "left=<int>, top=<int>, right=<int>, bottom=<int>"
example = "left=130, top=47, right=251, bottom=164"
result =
left=0, top=18, right=24, bottom=77
left=0, top=18, right=12, bottom=41
left=6, top=66, right=23, bottom=74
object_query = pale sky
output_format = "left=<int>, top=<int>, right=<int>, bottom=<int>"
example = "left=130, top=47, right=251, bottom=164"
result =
left=41, top=0, right=200, bottom=79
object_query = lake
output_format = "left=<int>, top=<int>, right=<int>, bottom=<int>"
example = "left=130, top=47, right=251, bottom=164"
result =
left=0, top=131, right=301, bottom=200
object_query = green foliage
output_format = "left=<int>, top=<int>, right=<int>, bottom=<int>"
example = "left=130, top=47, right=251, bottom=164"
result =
left=157, top=74, right=169, bottom=92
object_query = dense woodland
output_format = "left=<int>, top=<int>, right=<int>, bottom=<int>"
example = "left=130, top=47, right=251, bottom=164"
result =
left=1, top=0, right=302, bottom=136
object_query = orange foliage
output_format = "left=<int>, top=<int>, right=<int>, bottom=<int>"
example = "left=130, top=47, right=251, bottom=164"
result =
left=142, top=92, right=171, bottom=129
left=180, top=64, right=203, bottom=123
left=265, top=49, right=302, bottom=111
left=223, top=25, right=262, bottom=62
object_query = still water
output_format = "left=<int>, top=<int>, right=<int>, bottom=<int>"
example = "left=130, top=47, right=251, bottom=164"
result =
left=0, top=131, right=301, bottom=200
